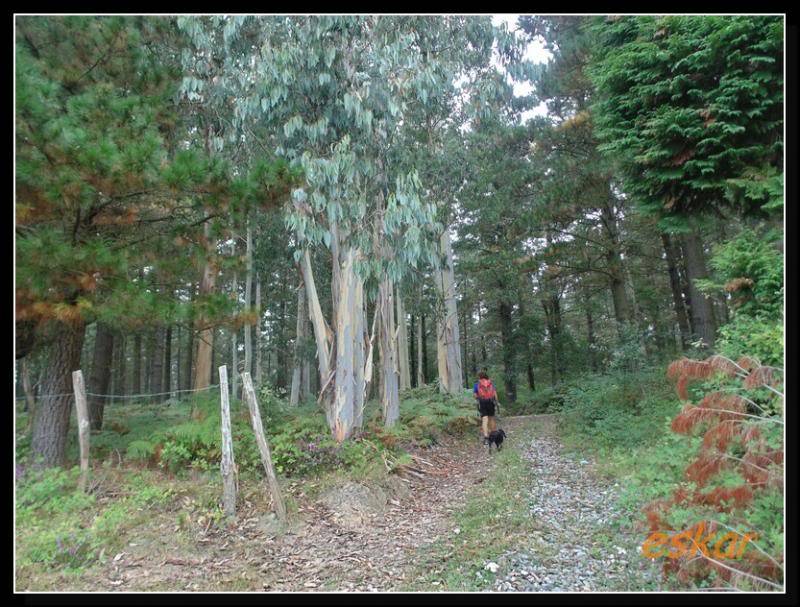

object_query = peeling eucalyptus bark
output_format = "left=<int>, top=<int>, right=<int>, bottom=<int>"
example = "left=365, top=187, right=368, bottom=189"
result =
left=379, top=277, right=400, bottom=427
left=231, top=271, right=239, bottom=400
left=290, top=285, right=306, bottom=407
left=244, top=224, right=253, bottom=379
left=331, top=248, right=363, bottom=441
left=435, top=229, right=463, bottom=394
left=300, top=249, right=333, bottom=387
left=395, top=287, right=411, bottom=391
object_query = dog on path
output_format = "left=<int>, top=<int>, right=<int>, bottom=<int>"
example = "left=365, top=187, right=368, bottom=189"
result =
left=485, top=429, right=507, bottom=452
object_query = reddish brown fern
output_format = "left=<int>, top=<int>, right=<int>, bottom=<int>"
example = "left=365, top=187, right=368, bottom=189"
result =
left=743, top=366, right=783, bottom=390
left=656, top=352, right=784, bottom=588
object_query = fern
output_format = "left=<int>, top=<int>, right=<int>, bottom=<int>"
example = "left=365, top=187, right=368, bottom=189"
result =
left=652, top=353, right=784, bottom=589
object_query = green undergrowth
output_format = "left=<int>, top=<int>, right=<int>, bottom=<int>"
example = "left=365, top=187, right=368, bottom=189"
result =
left=15, top=383, right=478, bottom=583
left=15, top=465, right=174, bottom=580
left=403, top=420, right=537, bottom=591
left=553, top=367, right=687, bottom=521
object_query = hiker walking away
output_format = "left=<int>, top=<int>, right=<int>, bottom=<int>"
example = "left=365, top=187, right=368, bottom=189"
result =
left=473, top=370, right=499, bottom=442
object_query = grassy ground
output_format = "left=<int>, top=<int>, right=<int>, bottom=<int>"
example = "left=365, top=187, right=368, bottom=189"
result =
left=14, top=385, right=479, bottom=590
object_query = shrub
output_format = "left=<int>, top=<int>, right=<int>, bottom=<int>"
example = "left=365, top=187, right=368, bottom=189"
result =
left=557, top=367, right=677, bottom=450
left=125, top=440, right=156, bottom=465
left=649, top=353, right=784, bottom=589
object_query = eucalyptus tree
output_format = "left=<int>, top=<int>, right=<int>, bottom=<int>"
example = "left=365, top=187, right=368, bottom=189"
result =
left=181, top=16, right=472, bottom=438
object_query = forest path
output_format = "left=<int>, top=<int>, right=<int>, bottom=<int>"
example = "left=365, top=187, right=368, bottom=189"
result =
left=487, top=414, right=661, bottom=591
left=53, top=418, right=491, bottom=592
left=30, top=413, right=659, bottom=592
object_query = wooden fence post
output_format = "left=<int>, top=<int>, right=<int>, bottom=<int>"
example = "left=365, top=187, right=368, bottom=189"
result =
left=218, top=365, right=237, bottom=518
left=71, top=370, right=90, bottom=492
left=241, top=372, right=287, bottom=522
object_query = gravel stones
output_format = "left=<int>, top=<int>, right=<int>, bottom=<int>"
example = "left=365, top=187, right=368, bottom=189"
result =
left=489, top=429, right=661, bottom=592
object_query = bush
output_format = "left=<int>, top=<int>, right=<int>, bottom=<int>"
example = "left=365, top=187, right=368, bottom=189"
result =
left=717, top=315, right=783, bottom=367
left=125, top=439, right=156, bottom=464
left=557, top=367, right=678, bottom=450
left=650, top=353, right=785, bottom=589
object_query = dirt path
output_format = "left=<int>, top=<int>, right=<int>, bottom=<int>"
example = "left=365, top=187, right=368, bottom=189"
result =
left=52, top=428, right=491, bottom=592
left=26, top=414, right=661, bottom=592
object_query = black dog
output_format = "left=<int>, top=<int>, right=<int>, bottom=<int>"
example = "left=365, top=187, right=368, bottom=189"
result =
left=486, top=429, right=507, bottom=451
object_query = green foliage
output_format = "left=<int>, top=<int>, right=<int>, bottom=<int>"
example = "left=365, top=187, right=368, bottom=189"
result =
left=694, top=226, right=783, bottom=366
left=15, top=465, right=173, bottom=574
left=697, top=227, right=783, bottom=319
left=125, top=439, right=156, bottom=463
left=589, top=16, right=783, bottom=220
left=717, top=316, right=783, bottom=367
left=608, top=324, right=647, bottom=373
left=558, top=367, right=679, bottom=450
left=16, top=466, right=95, bottom=519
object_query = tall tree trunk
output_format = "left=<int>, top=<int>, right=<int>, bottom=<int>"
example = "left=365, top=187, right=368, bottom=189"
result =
left=20, top=358, right=32, bottom=411
left=353, top=285, right=369, bottom=431
left=163, top=326, right=172, bottom=399
left=299, top=249, right=333, bottom=395
left=461, top=303, right=469, bottom=389
left=681, top=229, right=717, bottom=349
left=144, top=329, right=154, bottom=395
left=585, top=301, right=599, bottom=373
left=132, top=332, right=142, bottom=396
left=526, top=361, right=536, bottom=391
left=421, top=313, right=429, bottom=384
left=661, top=233, right=692, bottom=351
left=542, top=294, right=564, bottom=384
left=255, top=277, right=263, bottom=387
left=331, top=248, right=366, bottom=440
left=518, top=295, right=536, bottom=390
left=193, top=221, right=217, bottom=391
left=409, top=313, right=417, bottom=389
left=112, top=334, right=126, bottom=404
left=379, top=277, right=400, bottom=427
left=21, top=357, right=36, bottom=430
left=498, top=300, right=517, bottom=404
left=244, top=225, right=253, bottom=381
left=275, top=298, right=288, bottom=390
left=677, top=248, right=696, bottom=337
left=231, top=271, right=239, bottom=400
left=88, top=322, right=114, bottom=430
left=175, top=325, right=181, bottom=398
left=601, top=200, right=633, bottom=336
left=477, top=306, right=487, bottom=366
left=150, top=327, right=165, bottom=402
left=290, top=285, right=306, bottom=407
left=31, top=321, right=86, bottom=468
left=435, top=229, right=463, bottom=394
left=182, top=325, right=193, bottom=393
left=415, top=313, right=424, bottom=386
left=395, top=287, right=411, bottom=391
left=211, top=329, right=219, bottom=385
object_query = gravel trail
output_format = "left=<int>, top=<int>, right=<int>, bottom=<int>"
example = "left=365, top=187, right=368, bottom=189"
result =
left=489, top=415, right=662, bottom=592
